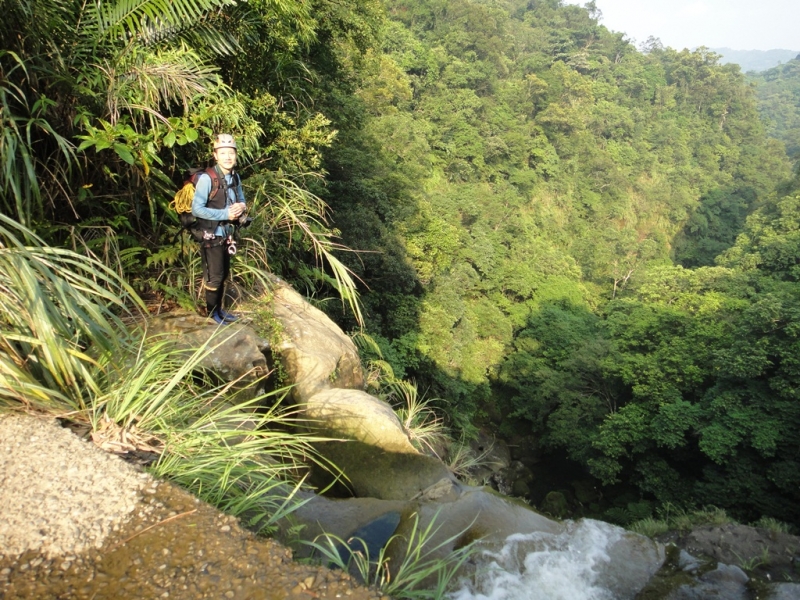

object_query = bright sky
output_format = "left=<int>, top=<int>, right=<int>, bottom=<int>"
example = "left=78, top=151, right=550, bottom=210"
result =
left=565, top=0, right=800, bottom=51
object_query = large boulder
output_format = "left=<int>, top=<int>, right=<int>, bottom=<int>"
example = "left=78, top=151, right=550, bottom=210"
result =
left=287, top=492, right=409, bottom=549
left=269, top=282, right=365, bottom=402
left=664, top=563, right=749, bottom=600
left=408, top=486, right=562, bottom=543
left=301, top=387, right=448, bottom=501
left=266, top=281, right=429, bottom=501
left=287, top=487, right=665, bottom=600
left=310, top=439, right=459, bottom=500
left=286, top=486, right=561, bottom=563
left=144, top=311, right=270, bottom=399
left=304, top=388, right=416, bottom=454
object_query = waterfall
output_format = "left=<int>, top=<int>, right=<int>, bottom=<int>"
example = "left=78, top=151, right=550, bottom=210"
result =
left=451, top=520, right=627, bottom=600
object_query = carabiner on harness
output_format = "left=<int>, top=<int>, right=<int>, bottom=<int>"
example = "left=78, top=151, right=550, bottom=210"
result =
left=227, top=236, right=237, bottom=256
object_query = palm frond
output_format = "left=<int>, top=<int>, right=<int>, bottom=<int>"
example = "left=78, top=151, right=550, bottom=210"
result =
left=101, top=43, right=226, bottom=124
left=0, top=214, right=142, bottom=411
left=181, top=23, right=241, bottom=55
left=256, top=175, right=365, bottom=326
left=94, top=0, right=237, bottom=41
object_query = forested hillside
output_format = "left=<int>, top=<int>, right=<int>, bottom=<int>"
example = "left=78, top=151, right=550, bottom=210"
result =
left=751, top=58, right=800, bottom=162
left=320, top=0, right=800, bottom=525
left=3, top=0, right=799, bottom=526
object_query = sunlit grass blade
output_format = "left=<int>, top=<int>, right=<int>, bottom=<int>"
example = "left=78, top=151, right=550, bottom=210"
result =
left=253, top=174, right=365, bottom=326
left=303, top=510, right=480, bottom=599
left=445, top=439, right=494, bottom=481
left=384, top=381, right=448, bottom=458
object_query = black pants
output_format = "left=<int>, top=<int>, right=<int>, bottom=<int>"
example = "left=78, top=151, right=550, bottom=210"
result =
left=200, top=241, right=230, bottom=315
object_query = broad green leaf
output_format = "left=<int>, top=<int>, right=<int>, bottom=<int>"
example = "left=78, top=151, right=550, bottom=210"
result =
left=113, top=143, right=135, bottom=164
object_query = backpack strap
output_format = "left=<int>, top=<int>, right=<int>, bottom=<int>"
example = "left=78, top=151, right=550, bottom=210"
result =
left=213, top=167, right=242, bottom=208
left=206, top=166, right=221, bottom=199
left=188, top=167, right=227, bottom=238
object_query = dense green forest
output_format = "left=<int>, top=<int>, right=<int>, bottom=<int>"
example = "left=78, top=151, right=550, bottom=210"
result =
left=321, top=0, right=800, bottom=525
left=3, top=0, right=800, bottom=526
left=751, top=57, right=800, bottom=161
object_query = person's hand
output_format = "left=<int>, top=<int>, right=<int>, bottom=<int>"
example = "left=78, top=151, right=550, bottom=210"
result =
left=228, top=203, right=245, bottom=220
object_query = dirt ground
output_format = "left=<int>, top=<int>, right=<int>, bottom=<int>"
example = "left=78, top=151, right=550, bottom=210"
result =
left=0, top=412, right=385, bottom=600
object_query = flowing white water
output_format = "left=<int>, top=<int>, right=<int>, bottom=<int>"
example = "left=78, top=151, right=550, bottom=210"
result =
left=450, top=520, right=626, bottom=600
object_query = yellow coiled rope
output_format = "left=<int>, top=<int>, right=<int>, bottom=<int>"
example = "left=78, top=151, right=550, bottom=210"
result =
left=170, top=183, right=196, bottom=214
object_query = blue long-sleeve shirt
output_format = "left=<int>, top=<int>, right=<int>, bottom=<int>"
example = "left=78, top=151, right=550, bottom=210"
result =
left=191, top=171, right=246, bottom=237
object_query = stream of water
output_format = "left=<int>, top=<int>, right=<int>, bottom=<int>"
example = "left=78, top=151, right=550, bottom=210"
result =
left=450, top=520, right=626, bottom=600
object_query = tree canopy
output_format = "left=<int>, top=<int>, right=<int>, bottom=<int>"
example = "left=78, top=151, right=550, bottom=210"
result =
left=319, top=0, right=799, bottom=524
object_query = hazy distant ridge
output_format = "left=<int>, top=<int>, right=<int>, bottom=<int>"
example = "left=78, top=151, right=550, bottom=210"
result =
left=712, top=48, right=800, bottom=72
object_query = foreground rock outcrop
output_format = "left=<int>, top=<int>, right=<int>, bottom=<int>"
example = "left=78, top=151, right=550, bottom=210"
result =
left=145, top=311, right=270, bottom=400
left=0, top=413, right=380, bottom=600
left=143, top=281, right=667, bottom=598
left=270, top=282, right=365, bottom=401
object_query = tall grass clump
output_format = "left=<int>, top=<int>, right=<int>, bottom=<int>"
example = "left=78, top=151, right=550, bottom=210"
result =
left=0, top=213, right=140, bottom=411
left=383, top=380, right=449, bottom=458
left=130, top=353, right=326, bottom=533
left=0, top=214, right=327, bottom=528
left=629, top=517, right=670, bottom=538
left=628, top=503, right=740, bottom=539
left=444, top=439, right=494, bottom=483
left=657, top=503, right=734, bottom=529
left=752, top=516, right=793, bottom=535
left=352, top=332, right=450, bottom=455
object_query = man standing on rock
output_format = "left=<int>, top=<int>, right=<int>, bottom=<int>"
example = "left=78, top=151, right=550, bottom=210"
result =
left=191, top=133, right=247, bottom=325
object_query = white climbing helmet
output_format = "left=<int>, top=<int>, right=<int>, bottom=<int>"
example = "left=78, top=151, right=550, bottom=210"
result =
left=213, top=133, right=237, bottom=150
